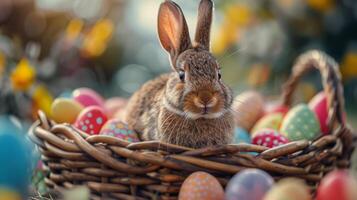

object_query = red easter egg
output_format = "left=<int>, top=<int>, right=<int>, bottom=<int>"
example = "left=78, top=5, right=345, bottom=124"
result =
left=252, top=128, right=289, bottom=148
left=308, top=92, right=329, bottom=134
left=265, top=103, right=289, bottom=116
left=73, top=88, right=105, bottom=108
left=74, top=106, right=108, bottom=135
left=317, top=170, right=357, bottom=200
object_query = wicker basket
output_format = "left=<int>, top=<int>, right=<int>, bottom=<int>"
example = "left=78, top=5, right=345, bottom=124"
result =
left=29, top=50, right=356, bottom=200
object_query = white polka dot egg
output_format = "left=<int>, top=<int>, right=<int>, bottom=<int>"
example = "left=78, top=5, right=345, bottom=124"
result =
left=252, top=128, right=289, bottom=148
left=74, top=106, right=108, bottom=135
left=100, top=119, right=139, bottom=142
left=280, top=104, right=320, bottom=141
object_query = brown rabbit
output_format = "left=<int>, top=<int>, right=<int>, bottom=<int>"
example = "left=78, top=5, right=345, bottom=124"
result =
left=124, top=0, right=234, bottom=148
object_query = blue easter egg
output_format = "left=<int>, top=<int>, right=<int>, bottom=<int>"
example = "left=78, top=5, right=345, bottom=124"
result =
left=233, top=127, right=251, bottom=144
left=0, top=116, right=22, bottom=135
left=226, top=169, right=274, bottom=200
left=0, top=116, right=33, bottom=196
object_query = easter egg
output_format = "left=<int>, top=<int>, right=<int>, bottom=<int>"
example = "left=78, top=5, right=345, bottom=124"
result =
left=251, top=113, right=284, bottom=134
left=232, top=91, right=264, bottom=131
left=73, top=87, right=105, bottom=108
left=51, top=98, right=84, bottom=123
left=226, top=169, right=274, bottom=200
left=0, top=116, right=22, bottom=134
left=265, top=103, right=289, bottom=116
left=252, top=129, right=289, bottom=148
left=316, top=170, right=357, bottom=200
left=104, top=97, right=128, bottom=118
left=233, top=127, right=251, bottom=144
left=0, top=129, right=32, bottom=195
left=280, top=104, right=320, bottom=141
left=100, top=119, right=139, bottom=142
left=263, top=178, right=311, bottom=200
left=179, top=172, right=224, bottom=200
left=0, top=188, right=21, bottom=200
left=74, top=106, right=108, bottom=135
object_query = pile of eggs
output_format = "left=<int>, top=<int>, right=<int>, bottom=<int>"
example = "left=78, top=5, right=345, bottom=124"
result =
left=231, top=90, right=335, bottom=149
left=50, top=88, right=139, bottom=142
left=178, top=169, right=357, bottom=200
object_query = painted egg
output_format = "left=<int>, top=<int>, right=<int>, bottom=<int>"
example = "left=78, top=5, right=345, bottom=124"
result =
left=0, top=188, right=21, bottom=200
left=51, top=98, right=84, bottom=123
left=252, top=129, right=289, bottom=148
left=280, top=104, right=320, bottom=141
left=0, top=127, right=32, bottom=195
left=73, top=87, right=105, bottom=108
left=74, top=106, right=108, bottom=135
left=232, top=91, right=264, bottom=131
left=104, top=97, right=128, bottom=118
left=263, top=178, right=311, bottom=200
left=251, top=113, right=284, bottom=135
left=316, top=170, right=357, bottom=200
left=226, top=169, right=274, bottom=200
left=233, top=127, right=251, bottom=144
left=100, top=119, right=139, bottom=142
left=265, top=103, right=289, bottom=116
left=179, top=171, right=224, bottom=200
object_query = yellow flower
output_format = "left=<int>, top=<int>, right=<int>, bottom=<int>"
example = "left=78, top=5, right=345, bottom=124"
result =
left=66, top=19, right=84, bottom=41
left=10, top=58, right=35, bottom=91
left=82, top=19, right=114, bottom=58
left=341, top=52, right=357, bottom=80
left=0, top=52, right=6, bottom=78
left=32, top=84, right=53, bottom=117
left=307, top=0, right=335, bottom=13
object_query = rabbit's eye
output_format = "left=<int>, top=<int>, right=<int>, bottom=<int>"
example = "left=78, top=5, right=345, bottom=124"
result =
left=218, top=72, right=222, bottom=80
left=178, top=71, right=185, bottom=81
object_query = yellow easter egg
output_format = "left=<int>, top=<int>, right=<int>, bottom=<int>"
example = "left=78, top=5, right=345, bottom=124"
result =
left=251, top=113, right=284, bottom=135
left=51, top=98, right=84, bottom=123
left=232, top=91, right=264, bottom=131
left=263, top=178, right=311, bottom=200
left=0, top=188, right=21, bottom=200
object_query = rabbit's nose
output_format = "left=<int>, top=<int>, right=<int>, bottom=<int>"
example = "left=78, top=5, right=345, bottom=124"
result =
left=194, top=92, right=217, bottom=110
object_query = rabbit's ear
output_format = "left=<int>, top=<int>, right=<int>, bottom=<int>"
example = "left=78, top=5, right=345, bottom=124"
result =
left=194, top=0, right=213, bottom=51
left=158, top=0, right=191, bottom=69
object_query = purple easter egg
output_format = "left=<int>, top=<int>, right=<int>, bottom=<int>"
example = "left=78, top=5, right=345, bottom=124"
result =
left=226, top=169, right=274, bottom=200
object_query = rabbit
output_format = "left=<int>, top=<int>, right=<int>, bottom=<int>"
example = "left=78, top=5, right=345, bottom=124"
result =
left=124, top=0, right=234, bottom=148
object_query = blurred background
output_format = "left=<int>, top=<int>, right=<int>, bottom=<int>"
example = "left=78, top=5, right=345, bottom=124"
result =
left=0, top=0, right=356, bottom=126
left=0, top=0, right=356, bottom=198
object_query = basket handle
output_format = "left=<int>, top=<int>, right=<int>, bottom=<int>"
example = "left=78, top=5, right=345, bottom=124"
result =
left=281, top=50, right=346, bottom=131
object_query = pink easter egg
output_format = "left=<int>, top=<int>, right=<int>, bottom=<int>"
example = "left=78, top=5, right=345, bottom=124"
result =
left=73, top=88, right=105, bottom=108
left=252, top=128, right=289, bottom=148
left=308, top=92, right=331, bottom=135
left=74, top=106, right=108, bottom=135
left=104, top=97, right=128, bottom=118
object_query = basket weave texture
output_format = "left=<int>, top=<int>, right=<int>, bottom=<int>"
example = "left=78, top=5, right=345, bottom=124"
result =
left=30, top=50, right=356, bottom=200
